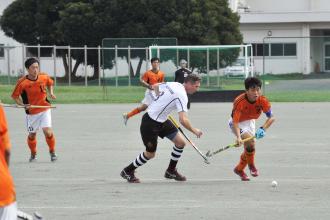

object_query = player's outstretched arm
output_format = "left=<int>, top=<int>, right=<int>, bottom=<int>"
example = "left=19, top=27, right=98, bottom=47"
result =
left=232, top=122, right=243, bottom=146
left=261, top=115, right=275, bottom=131
left=256, top=115, right=275, bottom=139
left=48, top=85, right=56, bottom=99
left=178, top=111, right=202, bottom=138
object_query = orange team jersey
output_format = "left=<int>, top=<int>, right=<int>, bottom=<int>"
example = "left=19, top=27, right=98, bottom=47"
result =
left=11, top=72, right=53, bottom=115
left=231, top=93, right=271, bottom=123
left=142, top=70, right=165, bottom=86
left=0, top=106, right=16, bottom=207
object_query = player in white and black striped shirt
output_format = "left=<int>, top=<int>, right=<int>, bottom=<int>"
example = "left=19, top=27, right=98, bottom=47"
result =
left=120, top=74, right=203, bottom=183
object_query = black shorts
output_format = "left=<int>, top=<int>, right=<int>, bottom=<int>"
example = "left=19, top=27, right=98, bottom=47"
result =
left=140, top=113, right=178, bottom=152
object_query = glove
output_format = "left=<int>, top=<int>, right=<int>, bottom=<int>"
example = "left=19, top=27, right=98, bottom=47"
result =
left=255, top=127, right=266, bottom=139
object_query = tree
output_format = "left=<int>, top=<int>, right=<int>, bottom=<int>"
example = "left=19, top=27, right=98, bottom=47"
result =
left=1, top=0, right=242, bottom=80
left=156, top=0, right=243, bottom=71
left=0, top=0, right=88, bottom=80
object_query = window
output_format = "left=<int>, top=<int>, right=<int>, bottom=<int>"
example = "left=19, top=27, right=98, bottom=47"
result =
left=26, top=47, right=53, bottom=57
left=271, top=44, right=283, bottom=56
left=251, top=43, right=269, bottom=56
left=256, top=44, right=269, bottom=56
left=0, top=44, right=4, bottom=58
left=250, top=43, right=296, bottom=57
left=284, top=43, right=296, bottom=56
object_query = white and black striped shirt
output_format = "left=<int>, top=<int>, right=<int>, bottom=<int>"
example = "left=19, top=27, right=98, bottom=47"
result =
left=147, top=82, right=188, bottom=122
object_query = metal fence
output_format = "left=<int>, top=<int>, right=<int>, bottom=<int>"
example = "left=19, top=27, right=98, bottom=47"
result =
left=0, top=44, right=253, bottom=89
left=0, top=44, right=153, bottom=86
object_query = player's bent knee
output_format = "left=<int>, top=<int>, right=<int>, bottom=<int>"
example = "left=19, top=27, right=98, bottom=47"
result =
left=175, top=140, right=185, bottom=148
left=144, top=151, right=156, bottom=159
left=139, top=104, right=148, bottom=111
left=245, top=144, right=255, bottom=153
left=43, top=129, right=53, bottom=138
left=28, top=133, right=36, bottom=139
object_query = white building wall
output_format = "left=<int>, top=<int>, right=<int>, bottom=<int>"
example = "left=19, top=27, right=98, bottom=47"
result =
left=236, top=0, right=330, bottom=74
left=241, top=23, right=306, bottom=74
left=311, top=0, right=330, bottom=11
left=245, top=0, right=310, bottom=12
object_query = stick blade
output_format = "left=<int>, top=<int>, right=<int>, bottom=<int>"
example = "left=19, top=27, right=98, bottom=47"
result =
left=17, top=210, right=33, bottom=220
left=205, top=150, right=212, bottom=158
left=34, top=211, right=43, bottom=219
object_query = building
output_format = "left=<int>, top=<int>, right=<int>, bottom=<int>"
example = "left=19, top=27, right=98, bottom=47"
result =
left=229, top=0, right=330, bottom=74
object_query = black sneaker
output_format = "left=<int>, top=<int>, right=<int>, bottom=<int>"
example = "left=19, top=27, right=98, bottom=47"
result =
left=50, top=152, right=58, bottom=162
left=29, top=153, right=37, bottom=162
left=120, top=169, right=140, bottom=183
left=164, top=169, right=187, bottom=181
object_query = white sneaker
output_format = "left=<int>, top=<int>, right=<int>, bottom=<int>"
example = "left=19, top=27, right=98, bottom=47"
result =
left=122, top=113, right=128, bottom=126
left=29, top=153, right=37, bottom=162
left=50, top=152, right=58, bottom=162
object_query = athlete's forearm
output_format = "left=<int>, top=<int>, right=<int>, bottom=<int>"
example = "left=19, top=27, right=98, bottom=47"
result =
left=140, top=79, right=151, bottom=89
left=13, top=97, right=24, bottom=106
left=178, top=113, right=194, bottom=134
left=233, top=123, right=241, bottom=139
left=48, top=85, right=55, bottom=95
left=261, top=116, right=275, bottom=131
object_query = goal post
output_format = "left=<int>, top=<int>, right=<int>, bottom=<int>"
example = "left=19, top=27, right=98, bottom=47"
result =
left=149, top=44, right=254, bottom=87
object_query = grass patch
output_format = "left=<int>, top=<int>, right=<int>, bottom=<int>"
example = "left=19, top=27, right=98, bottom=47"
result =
left=0, top=85, right=146, bottom=104
left=260, top=72, right=330, bottom=80
left=266, top=90, right=330, bottom=102
left=1, top=84, right=330, bottom=103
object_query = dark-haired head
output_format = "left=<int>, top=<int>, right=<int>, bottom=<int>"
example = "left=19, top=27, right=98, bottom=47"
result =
left=25, top=57, right=39, bottom=69
left=244, top=77, right=262, bottom=90
left=150, top=57, right=160, bottom=63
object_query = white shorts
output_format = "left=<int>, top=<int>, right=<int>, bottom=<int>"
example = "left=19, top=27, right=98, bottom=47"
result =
left=228, top=118, right=255, bottom=136
left=141, top=89, right=155, bottom=106
left=26, top=109, right=52, bottom=133
left=0, top=202, right=17, bottom=220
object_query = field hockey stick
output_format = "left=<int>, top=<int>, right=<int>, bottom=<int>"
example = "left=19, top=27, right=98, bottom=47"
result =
left=17, top=210, right=43, bottom=220
left=206, top=136, right=255, bottom=158
left=168, top=115, right=210, bottom=164
left=0, top=103, right=56, bottom=109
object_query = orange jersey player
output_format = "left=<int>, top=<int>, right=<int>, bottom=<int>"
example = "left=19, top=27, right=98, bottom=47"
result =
left=229, top=77, right=275, bottom=181
left=0, top=106, right=17, bottom=219
left=11, top=57, right=58, bottom=162
left=122, top=57, right=165, bottom=125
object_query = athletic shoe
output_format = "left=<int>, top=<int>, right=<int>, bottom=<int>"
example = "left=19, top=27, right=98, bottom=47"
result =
left=248, top=164, right=259, bottom=177
left=50, top=152, right=58, bottom=162
left=164, top=169, right=187, bottom=181
left=234, top=168, right=250, bottom=181
left=29, top=153, right=37, bottom=162
left=122, top=113, right=128, bottom=126
left=120, top=169, right=140, bottom=183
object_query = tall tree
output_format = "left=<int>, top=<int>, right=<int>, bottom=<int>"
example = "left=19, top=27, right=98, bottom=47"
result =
left=1, top=0, right=242, bottom=80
